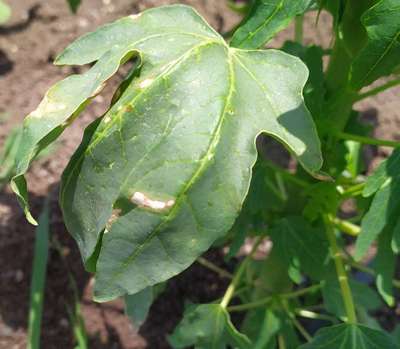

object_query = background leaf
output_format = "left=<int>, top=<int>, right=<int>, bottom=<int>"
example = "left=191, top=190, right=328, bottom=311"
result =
left=300, top=323, right=399, bottom=349
left=168, top=304, right=251, bottom=349
left=374, top=228, right=396, bottom=306
left=350, top=0, right=400, bottom=89
left=124, top=283, right=165, bottom=328
left=230, top=0, right=314, bottom=49
left=269, top=216, right=329, bottom=282
left=355, top=149, right=400, bottom=260
left=322, top=273, right=382, bottom=320
left=281, top=42, right=326, bottom=119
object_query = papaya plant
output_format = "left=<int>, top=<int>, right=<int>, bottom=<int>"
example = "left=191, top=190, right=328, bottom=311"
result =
left=11, top=1, right=400, bottom=347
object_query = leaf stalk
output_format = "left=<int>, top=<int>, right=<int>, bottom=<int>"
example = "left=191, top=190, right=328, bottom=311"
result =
left=355, top=78, right=400, bottom=102
left=220, top=236, right=263, bottom=308
left=324, top=214, right=357, bottom=324
left=336, top=131, right=400, bottom=148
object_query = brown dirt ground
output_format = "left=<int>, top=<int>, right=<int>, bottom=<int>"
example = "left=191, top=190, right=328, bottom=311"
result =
left=0, top=1, right=399, bottom=348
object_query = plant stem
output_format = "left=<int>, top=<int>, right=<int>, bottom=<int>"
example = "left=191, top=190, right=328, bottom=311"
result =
left=341, top=182, right=365, bottom=197
left=324, top=215, right=357, bottom=324
left=282, top=300, right=312, bottom=342
left=220, top=236, right=263, bottom=308
left=295, top=309, right=337, bottom=323
left=330, top=217, right=361, bottom=237
left=227, top=284, right=322, bottom=312
left=295, top=15, right=304, bottom=44
left=196, top=257, right=233, bottom=279
left=355, top=78, right=400, bottom=101
left=336, top=131, right=400, bottom=148
left=292, top=316, right=312, bottom=342
left=278, top=335, right=287, bottom=349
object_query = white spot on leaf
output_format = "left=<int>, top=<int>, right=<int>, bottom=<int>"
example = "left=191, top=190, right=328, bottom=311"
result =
left=130, top=13, right=142, bottom=20
left=131, top=192, right=175, bottom=211
left=30, top=95, right=67, bottom=118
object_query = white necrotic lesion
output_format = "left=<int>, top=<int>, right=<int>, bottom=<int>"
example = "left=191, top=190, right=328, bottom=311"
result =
left=131, top=191, right=175, bottom=210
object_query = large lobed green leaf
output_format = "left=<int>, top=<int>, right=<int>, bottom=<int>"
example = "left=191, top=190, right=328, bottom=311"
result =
left=230, top=0, right=314, bottom=49
left=12, top=5, right=322, bottom=301
left=299, top=323, right=399, bottom=349
left=350, top=0, right=400, bottom=89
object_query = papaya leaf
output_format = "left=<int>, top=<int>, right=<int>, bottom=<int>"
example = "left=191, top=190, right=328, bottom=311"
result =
left=322, top=273, right=382, bottom=321
left=124, top=283, right=166, bottom=328
left=241, top=308, right=281, bottom=348
left=269, top=216, right=329, bottom=282
left=350, top=0, right=400, bottom=89
left=230, top=0, right=315, bottom=49
left=12, top=5, right=322, bottom=300
left=303, top=182, right=340, bottom=221
left=168, top=304, right=251, bottom=349
left=300, top=323, right=399, bottom=349
left=374, top=228, right=396, bottom=306
left=362, top=148, right=400, bottom=197
left=281, top=42, right=325, bottom=119
left=355, top=149, right=400, bottom=260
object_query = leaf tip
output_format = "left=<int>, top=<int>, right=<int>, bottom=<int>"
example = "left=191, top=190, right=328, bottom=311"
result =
left=27, top=212, right=39, bottom=226
left=311, top=170, right=333, bottom=182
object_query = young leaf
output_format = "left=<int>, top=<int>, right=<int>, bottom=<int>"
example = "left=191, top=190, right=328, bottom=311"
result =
left=350, top=0, right=400, bottom=89
left=355, top=149, right=400, bottom=260
left=299, top=323, right=399, bottom=349
left=230, top=0, right=314, bottom=49
left=12, top=5, right=322, bottom=301
left=269, top=216, right=329, bottom=282
left=168, top=304, right=251, bottom=349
